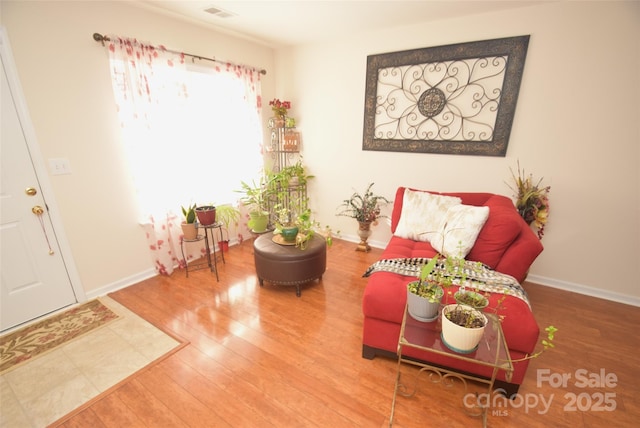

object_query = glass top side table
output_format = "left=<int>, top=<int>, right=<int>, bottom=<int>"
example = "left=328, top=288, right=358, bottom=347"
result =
left=389, top=304, right=513, bottom=427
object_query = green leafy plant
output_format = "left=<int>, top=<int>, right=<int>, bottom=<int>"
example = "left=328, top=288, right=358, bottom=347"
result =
left=237, top=176, right=271, bottom=214
left=181, top=204, right=196, bottom=224
left=216, top=204, right=241, bottom=241
left=407, top=256, right=442, bottom=302
left=268, top=163, right=313, bottom=223
left=272, top=161, right=314, bottom=188
left=336, top=182, right=391, bottom=223
left=509, top=325, right=558, bottom=363
left=444, top=304, right=487, bottom=328
left=454, top=289, right=489, bottom=309
left=293, top=208, right=316, bottom=249
left=216, top=204, right=241, bottom=229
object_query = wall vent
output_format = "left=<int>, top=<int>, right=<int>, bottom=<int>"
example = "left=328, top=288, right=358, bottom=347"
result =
left=203, top=7, right=235, bottom=18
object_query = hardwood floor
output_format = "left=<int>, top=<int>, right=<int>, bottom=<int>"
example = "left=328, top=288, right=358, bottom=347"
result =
left=53, top=238, right=639, bottom=427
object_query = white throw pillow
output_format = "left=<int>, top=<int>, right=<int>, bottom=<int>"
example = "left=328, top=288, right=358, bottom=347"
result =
left=431, top=204, right=490, bottom=258
left=394, top=189, right=462, bottom=242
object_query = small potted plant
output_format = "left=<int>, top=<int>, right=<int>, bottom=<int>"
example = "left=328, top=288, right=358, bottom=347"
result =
left=273, top=204, right=299, bottom=243
left=336, top=182, right=391, bottom=252
left=269, top=98, right=291, bottom=128
left=454, top=287, right=489, bottom=310
left=237, top=176, right=271, bottom=233
left=449, top=259, right=489, bottom=310
left=195, top=204, right=216, bottom=226
left=215, top=204, right=241, bottom=252
left=293, top=208, right=321, bottom=250
left=275, top=161, right=314, bottom=188
left=406, top=256, right=445, bottom=322
left=441, top=303, right=488, bottom=353
left=181, top=204, right=198, bottom=240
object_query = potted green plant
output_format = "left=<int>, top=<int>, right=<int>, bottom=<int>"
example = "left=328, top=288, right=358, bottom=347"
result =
left=454, top=288, right=489, bottom=310
left=336, top=182, right=391, bottom=252
left=293, top=208, right=319, bottom=249
left=406, top=256, right=445, bottom=322
left=180, top=204, right=198, bottom=240
left=273, top=204, right=299, bottom=242
left=441, top=303, right=488, bottom=353
left=275, top=160, right=314, bottom=188
left=216, top=204, right=241, bottom=252
left=238, top=176, right=270, bottom=233
left=195, top=205, right=216, bottom=226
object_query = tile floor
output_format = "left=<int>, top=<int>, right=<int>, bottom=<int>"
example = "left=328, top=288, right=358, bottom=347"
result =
left=0, top=296, right=181, bottom=427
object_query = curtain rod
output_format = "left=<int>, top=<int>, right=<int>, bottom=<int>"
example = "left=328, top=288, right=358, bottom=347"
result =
left=92, top=33, right=266, bottom=75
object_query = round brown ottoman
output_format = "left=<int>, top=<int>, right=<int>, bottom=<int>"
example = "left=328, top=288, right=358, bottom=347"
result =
left=253, top=232, right=326, bottom=296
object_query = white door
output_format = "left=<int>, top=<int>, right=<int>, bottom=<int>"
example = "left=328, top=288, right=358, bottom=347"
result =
left=1, top=34, right=77, bottom=331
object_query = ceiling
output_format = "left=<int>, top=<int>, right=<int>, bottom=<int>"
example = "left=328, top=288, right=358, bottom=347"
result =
left=139, top=1, right=545, bottom=47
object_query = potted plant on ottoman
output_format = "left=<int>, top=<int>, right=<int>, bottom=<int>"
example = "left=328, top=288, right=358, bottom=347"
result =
left=181, top=204, right=198, bottom=240
left=273, top=204, right=299, bottom=243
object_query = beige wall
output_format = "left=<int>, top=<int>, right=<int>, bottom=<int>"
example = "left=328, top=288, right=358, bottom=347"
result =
left=1, top=1, right=275, bottom=296
left=280, top=1, right=640, bottom=303
left=2, top=1, right=639, bottom=304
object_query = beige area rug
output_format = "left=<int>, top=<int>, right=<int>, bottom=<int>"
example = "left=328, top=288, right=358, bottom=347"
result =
left=0, top=299, right=119, bottom=374
left=0, top=296, right=188, bottom=427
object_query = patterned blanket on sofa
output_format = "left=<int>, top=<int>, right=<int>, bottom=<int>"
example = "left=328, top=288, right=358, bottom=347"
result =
left=363, top=257, right=530, bottom=307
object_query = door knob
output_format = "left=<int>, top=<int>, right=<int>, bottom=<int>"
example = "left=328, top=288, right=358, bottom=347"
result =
left=25, top=187, right=37, bottom=196
left=31, top=205, right=54, bottom=255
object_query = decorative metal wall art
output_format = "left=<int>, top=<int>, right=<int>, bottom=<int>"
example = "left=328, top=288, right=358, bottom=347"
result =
left=363, top=35, right=529, bottom=156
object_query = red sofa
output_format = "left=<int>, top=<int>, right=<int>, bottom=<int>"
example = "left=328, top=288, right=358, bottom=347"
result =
left=362, top=187, right=544, bottom=395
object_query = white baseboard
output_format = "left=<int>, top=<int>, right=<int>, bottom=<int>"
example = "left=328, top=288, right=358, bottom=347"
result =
left=526, top=274, right=640, bottom=307
left=85, top=268, right=157, bottom=301
left=83, top=238, right=244, bottom=300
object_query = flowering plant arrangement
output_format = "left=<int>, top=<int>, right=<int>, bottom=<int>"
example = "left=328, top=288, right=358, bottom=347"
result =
left=336, top=183, right=391, bottom=224
left=269, top=98, right=291, bottom=117
left=508, top=161, right=551, bottom=239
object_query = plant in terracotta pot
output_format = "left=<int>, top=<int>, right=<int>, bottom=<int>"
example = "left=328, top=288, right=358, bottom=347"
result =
left=215, top=204, right=241, bottom=252
left=336, top=182, right=391, bottom=252
left=180, top=203, right=198, bottom=241
left=195, top=205, right=216, bottom=226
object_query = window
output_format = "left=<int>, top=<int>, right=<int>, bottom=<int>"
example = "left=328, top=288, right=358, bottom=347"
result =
left=111, top=58, right=263, bottom=222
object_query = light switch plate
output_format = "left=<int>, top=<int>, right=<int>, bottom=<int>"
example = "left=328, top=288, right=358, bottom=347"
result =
left=48, top=158, right=72, bottom=175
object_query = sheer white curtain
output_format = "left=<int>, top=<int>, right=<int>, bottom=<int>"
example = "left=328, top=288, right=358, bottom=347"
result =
left=106, top=35, right=263, bottom=274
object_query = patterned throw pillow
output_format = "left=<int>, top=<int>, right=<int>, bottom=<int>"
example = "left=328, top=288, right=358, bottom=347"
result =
left=431, top=204, right=490, bottom=258
left=394, top=189, right=462, bottom=242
